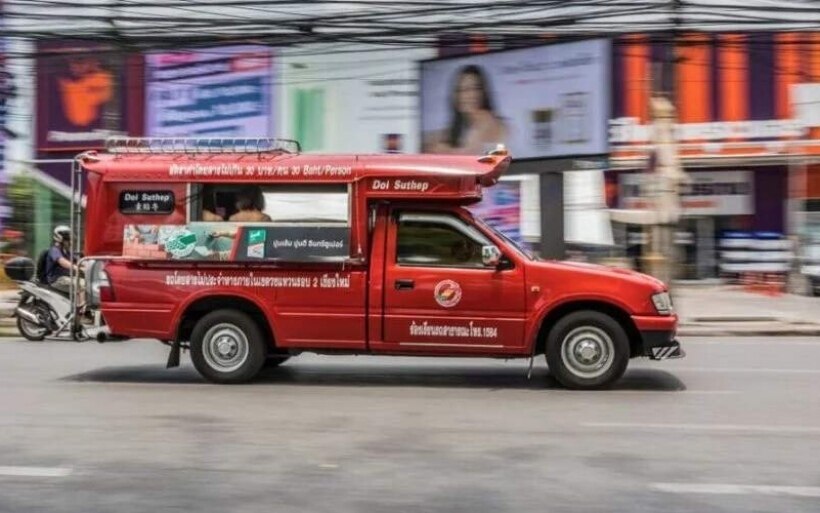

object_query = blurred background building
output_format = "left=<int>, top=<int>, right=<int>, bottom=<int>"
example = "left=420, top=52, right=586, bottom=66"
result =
left=0, top=0, right=818, bottom=290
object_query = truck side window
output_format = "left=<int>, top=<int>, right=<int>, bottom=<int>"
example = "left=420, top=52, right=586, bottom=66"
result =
left=191, top=184, right=349, bottom=225
left=396, top=212, right=489, bottom=268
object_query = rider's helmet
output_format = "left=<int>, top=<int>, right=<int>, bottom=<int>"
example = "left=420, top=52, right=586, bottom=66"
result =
left=52, top=225, right=71, bottom=244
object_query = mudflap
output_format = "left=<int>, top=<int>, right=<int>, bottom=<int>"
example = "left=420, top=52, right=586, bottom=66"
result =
left=648, top=340, right=685, bottom=360
left=166, top=340, right=181, bottom=369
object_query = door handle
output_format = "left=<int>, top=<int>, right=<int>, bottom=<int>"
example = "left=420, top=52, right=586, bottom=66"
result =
left=394, top=279, right=415, bottom=290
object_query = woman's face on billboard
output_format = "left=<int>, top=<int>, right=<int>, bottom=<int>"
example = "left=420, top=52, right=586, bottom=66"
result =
left=456, top=72, right=483, bottom=114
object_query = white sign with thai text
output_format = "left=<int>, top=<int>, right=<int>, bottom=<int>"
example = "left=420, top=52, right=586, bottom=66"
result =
left=620, top=170, right=753, bottom=216
left=609, top=118, right=807, bottom=144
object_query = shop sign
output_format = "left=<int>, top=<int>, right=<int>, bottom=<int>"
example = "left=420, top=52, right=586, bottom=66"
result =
left=609, top=117, right=807, bottom=144
left=468, top=180, right=523, bottom=244
left=620, top=170, right=753, bottom=216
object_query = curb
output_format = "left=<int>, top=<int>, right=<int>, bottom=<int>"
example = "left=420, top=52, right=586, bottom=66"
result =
left=687, top=316, right=781, bottom=323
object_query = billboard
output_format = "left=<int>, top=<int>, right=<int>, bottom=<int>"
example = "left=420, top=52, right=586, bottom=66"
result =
left=279, top=45, right=434, bottom=152
left=36, top=42, right=136, bottom=151
left=468, top=180, right=523, bottom=244
left=420, top=39, right=610, bottom=159
left=146, top=46, right=273, bottom=138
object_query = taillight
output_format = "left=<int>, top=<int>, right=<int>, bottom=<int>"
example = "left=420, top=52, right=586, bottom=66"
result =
left=98, top=269, right=115, bottom=303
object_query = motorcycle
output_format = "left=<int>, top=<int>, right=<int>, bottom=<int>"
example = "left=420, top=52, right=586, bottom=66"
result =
left=4, top=256, right=110, bottom=342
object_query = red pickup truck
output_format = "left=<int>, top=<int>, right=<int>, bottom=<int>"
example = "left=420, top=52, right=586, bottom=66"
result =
left=79, top=140, right=682, bottom=389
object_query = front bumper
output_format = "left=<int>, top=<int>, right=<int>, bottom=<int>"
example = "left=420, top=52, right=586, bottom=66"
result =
left=641, top=332, right=685, bottom=360
left=631, top=314, right=685, bottom=360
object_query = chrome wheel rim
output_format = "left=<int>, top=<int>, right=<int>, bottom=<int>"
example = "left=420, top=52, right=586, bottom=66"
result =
left=202, top=323, right=249, bottom=373
left=560, top=326, right=614, bottom=379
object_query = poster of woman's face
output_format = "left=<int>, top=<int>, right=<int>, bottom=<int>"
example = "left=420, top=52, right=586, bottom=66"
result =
left=420, top=39, right=610, bottom=159
left=421, top=64, right=507, bottom=155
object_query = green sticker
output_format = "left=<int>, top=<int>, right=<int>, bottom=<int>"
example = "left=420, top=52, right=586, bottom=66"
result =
left=165, top=230, right=197, bottom=258
left=177, top=232, right=197, bottom=245
left=248, top=229, right=266, bottom=244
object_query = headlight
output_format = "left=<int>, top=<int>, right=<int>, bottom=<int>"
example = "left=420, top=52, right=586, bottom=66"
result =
left=651, top=292, right=672, bottom=315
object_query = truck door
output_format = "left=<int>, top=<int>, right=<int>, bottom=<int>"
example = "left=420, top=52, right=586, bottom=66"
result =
left=380, top=209, right=527, bottom=353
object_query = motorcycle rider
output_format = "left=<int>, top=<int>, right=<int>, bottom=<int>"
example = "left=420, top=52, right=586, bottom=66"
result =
left=44, top=225, right=84, bottom=307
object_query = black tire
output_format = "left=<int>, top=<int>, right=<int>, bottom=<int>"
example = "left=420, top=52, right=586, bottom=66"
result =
left=17, top=315, right=47, bottom=341
left=190, top=309, right=267, bottom=384
left=16, top=299, right=50, bottom=342
left=545, top=310, right=630, bottom=390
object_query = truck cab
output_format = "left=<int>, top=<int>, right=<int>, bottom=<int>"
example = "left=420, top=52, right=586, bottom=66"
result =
left=80, top=138, right=682, bottom=389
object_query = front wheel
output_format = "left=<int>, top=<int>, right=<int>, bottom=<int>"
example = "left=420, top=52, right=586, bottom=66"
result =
left=190, top=310, right=267, bottom=384
left=545, top=310, right=630, bottom=390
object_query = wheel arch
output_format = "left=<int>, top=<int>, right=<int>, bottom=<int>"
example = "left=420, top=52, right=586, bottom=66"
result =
left=533, top=300, right=642, bottom=357
left=174, top=294, right=278, bottom=352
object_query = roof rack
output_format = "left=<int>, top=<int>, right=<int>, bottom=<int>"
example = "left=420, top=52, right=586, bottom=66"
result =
left=105, top=137, right=301, bottom=155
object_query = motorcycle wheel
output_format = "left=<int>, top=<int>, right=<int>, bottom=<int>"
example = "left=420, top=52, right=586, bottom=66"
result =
left=16, top=300, right=50, bottom=341
left=17, top=314, right=48, bottom=341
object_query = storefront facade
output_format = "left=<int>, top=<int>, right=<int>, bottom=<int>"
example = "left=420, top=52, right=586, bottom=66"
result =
left=607, top=32, right=820, bottom=279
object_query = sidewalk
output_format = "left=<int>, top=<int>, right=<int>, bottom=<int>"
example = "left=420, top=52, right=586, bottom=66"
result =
left=673, top=285, right=820, bottom=336
left=0, top=286, right=817, bottom=338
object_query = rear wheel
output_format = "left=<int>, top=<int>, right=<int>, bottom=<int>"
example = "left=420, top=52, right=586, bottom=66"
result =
left=545, top=310, right=629, bottom=390
left=190, top=310, right=267, bottom=384
left=17, top=315, right=47, bottom=341
left=16, top=299, right=49, bottom=341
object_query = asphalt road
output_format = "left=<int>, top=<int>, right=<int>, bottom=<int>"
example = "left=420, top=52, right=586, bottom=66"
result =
left=0, top=337, right=819, bottom=513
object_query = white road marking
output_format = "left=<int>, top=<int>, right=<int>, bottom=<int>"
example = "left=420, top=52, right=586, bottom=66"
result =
left=683, top=340, right=820, bottom=346
left=600, top=390, right=738, bottom=396
left=669, top=367, right=820, bottom=375
left=651, top=482, right=820, bottom=498
left=0, top=466, right=73, bottom=478
left=317, top=463, right=339, bottom=470
left=582, top=422, right=820, bottom=435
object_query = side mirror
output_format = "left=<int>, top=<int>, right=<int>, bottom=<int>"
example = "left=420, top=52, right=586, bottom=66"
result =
left=482, top=245, right=502, bottom=267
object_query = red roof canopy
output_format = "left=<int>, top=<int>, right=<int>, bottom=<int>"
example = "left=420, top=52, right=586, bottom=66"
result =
left=80, top=151, right=511, bottom=202
left=81, top=152, right=510, bottom=186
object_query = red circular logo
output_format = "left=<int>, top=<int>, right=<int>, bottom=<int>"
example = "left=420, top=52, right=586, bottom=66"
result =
left=434, top=280, right=462, bottom=308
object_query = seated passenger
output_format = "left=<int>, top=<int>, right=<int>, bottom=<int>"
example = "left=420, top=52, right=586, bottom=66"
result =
left=201, top=209, right=223, bottom=222
left=201, top=193, right=224, bottom=222
left=229, top=186, right=271, bottom=222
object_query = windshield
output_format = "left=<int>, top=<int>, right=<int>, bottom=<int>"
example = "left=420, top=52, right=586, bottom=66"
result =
left=475, top=217, right=536, bottom=260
